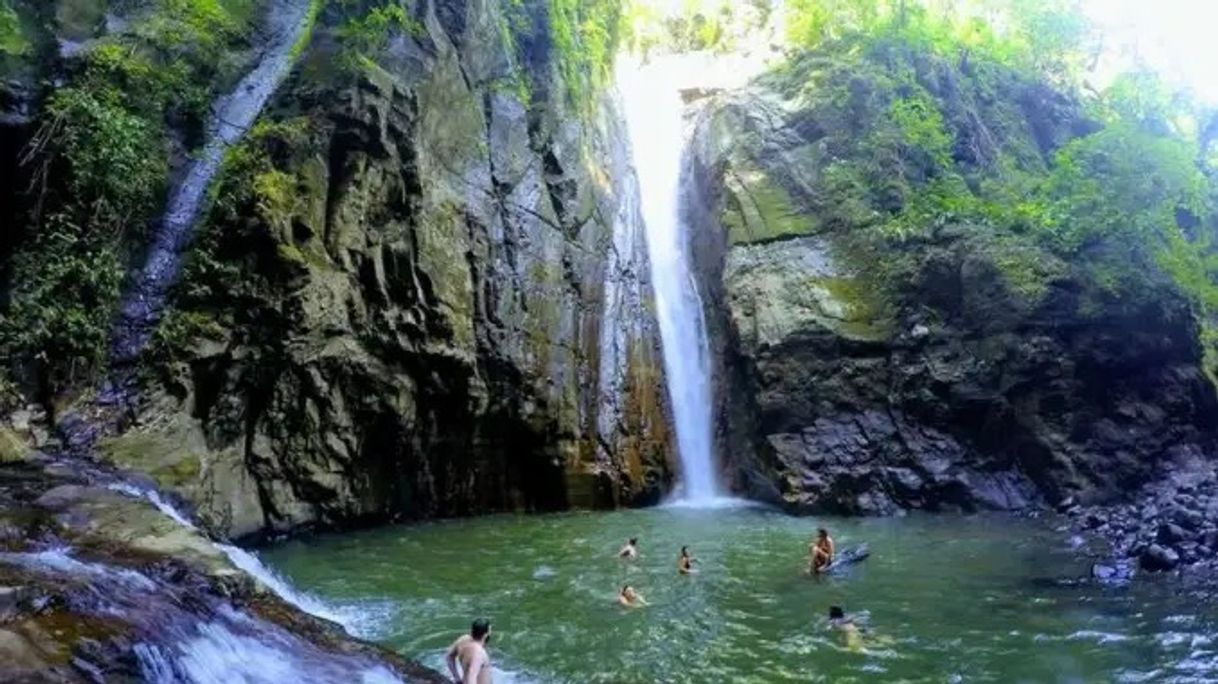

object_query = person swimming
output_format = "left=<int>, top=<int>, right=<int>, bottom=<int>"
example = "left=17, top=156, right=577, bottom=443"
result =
left=678, top=546, right=696, bottom=575
left=618, top=537, right=639, bottom=560
left=618, top=584, right=648, bottom=607
left=810, top=528, right=835, bottom=573
left=828, top=605, right=863, bottom=651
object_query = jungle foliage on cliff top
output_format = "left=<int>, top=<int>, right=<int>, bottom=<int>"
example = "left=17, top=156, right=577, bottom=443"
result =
left=548, top=0, right=624, bottom=111
left=0, top=1, right=28, bottom=58
left=769, top=0, right=1218, bottom=372
left=622, top=0, right=773, bottom=56
left=1, top=0, right=260, bottom=398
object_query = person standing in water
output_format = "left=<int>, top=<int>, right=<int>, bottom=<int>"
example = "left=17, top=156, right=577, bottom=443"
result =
left=618, top=584, right=648, bottom=607
left=810, top=528, right=835, bottom=573
left=678, top=546, right=697, bottom=575
left=446, top=618, right=493, bottom=684
left=618, top=537, right=639, bottom=560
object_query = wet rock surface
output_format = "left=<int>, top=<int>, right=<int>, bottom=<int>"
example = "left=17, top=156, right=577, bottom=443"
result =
left=1066, top=451, right=1218, bottom=581
left=17, top=0, right=675, bottom=542
left=0, top=455, right=444, bottom=683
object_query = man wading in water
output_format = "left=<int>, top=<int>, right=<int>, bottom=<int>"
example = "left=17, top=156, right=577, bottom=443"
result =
left=446, top=618, right=493, bottom=684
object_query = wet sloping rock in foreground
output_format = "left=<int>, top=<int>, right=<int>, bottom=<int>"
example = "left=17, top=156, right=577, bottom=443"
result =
left=684, top=43, right=1218, bottom=544
left=0, top=454, right=443, bottom=683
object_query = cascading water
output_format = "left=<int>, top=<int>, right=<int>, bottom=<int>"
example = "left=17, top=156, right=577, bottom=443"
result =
left=617, top=57, right=719, bottom=503
left=0, top=547, right=401, bottom=684
left=59, top=0, right=320, bottom=457
left=105, top=482, right=366, bottom=635
left=46, top=0, right=361, bottom=644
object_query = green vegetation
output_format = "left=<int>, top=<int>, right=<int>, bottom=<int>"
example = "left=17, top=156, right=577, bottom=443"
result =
left=143, top=115, right=317, bottom=373
left=548, top=0, right=623, bottom=112
left=334, top=2, right=423, bottom=71
left=1, top=0, right=260, bottom=397
left=188, top=117, right=316, bottom=293
left=623, top=0, right=772, bottom=56
left=757, top=0, right=1218, bottom=374
left=0, top=1, right=28, bottom=56
left=290, top=0, right=324, bottom=59
left=786, top=0, right=1093, bottom=84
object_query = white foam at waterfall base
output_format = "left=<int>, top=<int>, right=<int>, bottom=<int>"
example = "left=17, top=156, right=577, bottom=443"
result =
left=215, top=542, right=373, bottom=634
left=617, top=54, right=719, bottom=503
left=657, top=495, right=760, bottom=511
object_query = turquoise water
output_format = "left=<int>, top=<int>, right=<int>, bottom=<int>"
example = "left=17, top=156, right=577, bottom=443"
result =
left=262, top=505, right=1218, bottom=683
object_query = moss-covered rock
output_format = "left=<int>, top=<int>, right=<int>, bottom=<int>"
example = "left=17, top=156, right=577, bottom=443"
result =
left=100, top=0, right=675, bottom=538
left=688, top=37, right=1218, bottom=515
left=0, top=428, right=28, bottom=463
left=725, top=237, right=894, bottom=346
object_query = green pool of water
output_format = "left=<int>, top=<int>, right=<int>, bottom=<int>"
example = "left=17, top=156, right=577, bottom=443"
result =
left=262, top=505, right=1218, bottom=683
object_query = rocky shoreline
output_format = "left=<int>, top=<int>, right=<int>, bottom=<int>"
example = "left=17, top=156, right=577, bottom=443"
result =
left=1066, top=448, right=1218, bottom=584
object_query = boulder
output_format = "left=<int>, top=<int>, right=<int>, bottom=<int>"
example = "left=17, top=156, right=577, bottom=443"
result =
left=1140, top=544, right=1181, bottom=572
left=1157, top=522, right=1190, bottom=545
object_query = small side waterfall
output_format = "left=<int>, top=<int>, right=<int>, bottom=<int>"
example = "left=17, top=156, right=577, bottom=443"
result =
left=105, top=482, right=362, bottom=635
left=110, top=0, right=316, bottom=364
left=617, top=57, right=719, bottom=503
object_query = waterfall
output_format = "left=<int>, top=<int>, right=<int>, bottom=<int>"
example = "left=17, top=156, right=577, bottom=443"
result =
left=617, top=56, right=719, bottom=503
left=105, top=482, right=363, bottom=635
left=110, top=0, right=317, bottom=364
left=0, top=547, right=401, bottom=684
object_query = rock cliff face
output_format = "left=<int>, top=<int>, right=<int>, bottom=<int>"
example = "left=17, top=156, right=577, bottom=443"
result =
left=95, top=0, right=674, bottom=540
left=0, top=0, right=672, bottom=541
left=687, top=45, right=1218, bottom=515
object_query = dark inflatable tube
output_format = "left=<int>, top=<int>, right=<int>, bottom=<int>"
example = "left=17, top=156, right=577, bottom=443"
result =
left=821, top=544, right=870, bottom=573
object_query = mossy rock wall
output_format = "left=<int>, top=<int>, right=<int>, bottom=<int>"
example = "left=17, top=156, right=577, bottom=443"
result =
left=687, top=40, right=1218, bottom=515
left=87, top=0, right=675, bottom=538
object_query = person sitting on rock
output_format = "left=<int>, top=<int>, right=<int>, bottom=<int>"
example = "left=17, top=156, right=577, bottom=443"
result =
left=678, top=545, right=697, bottom=575
left=618, top=537, right=639, bottom=561
left=810, top=528, right=835, bottom=573
left=618, top=584, right=648, bottom=607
